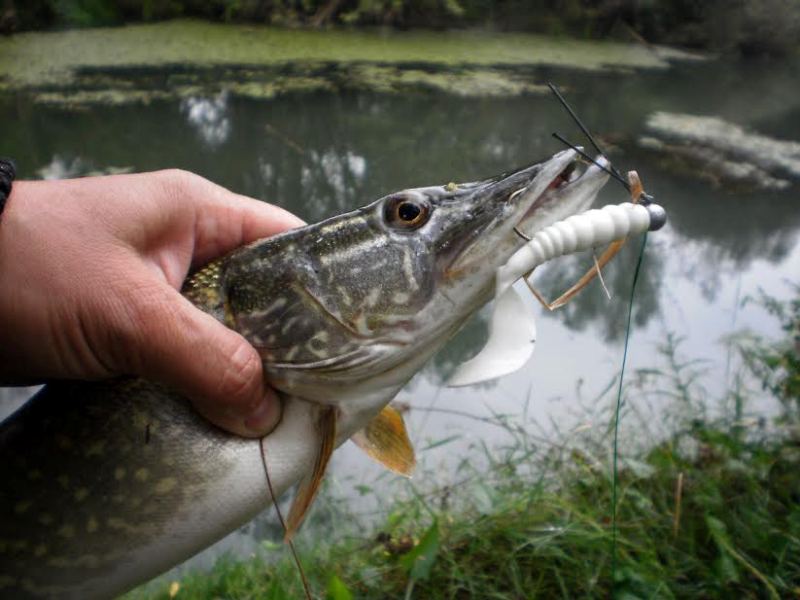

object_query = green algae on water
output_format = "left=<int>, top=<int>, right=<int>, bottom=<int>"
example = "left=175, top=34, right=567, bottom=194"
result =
left=0, top=19, right=693, bottom=90
left=23, top=63, right=550, bottom=108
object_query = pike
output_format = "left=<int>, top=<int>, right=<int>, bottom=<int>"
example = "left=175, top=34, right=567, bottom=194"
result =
left=0, top=149, right=665, bottom=599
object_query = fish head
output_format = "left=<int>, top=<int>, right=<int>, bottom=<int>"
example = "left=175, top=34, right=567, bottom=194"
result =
left=429, top=149, right=612, bottom=295
left=199, top=149, right=609, bottom=407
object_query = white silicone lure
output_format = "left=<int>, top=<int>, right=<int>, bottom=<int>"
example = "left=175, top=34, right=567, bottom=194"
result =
left=448, top=201, right=665, bottom=387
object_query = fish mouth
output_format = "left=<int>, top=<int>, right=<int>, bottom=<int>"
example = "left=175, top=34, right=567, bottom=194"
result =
left=471, top=149, right=580, bottom=206
left=440, top=150, right=583, bottom=277
left=516, top=160, right=578, bottom=220
left=463, top=148, right=606, bottom=231
left=440, top=149, right=612, bottom=280
left=513, top=153, right=612, bottom=237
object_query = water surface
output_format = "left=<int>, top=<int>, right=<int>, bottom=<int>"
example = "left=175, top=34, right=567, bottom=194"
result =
left=1, top=55, right=799, bottom=573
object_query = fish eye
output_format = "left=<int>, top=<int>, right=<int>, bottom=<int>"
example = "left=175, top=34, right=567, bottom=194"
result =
left=398, top=202, right=420, bottom=221
left=384, top=196, right=431, bottom=230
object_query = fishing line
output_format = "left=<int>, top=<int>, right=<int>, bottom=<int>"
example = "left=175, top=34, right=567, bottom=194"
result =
left=546, top=82, right=653, bottom=589
left=259, top=437, right=313, bottom=600
left=610, top=231, right=648, bottom=585
left=548, top=82, right=605, bottom=156
left=547, top=82, right=628, bottom=185
left=551, top=132, right=631, bottom=191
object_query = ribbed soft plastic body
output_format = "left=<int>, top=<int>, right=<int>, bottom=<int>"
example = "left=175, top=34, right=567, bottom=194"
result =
left=498, top=202, right=653, bottom=294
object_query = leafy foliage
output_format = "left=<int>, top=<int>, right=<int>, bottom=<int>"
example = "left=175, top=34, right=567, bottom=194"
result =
left=740, top=287, right=800, bottom=422
left=4, top=0, right=799, bottom=55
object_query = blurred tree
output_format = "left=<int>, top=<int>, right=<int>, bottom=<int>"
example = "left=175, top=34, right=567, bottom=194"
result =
left=2, top=0, right=798, bottom=55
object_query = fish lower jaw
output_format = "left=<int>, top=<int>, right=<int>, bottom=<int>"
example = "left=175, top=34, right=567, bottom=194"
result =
left=515, top=168, right=610, bottom=240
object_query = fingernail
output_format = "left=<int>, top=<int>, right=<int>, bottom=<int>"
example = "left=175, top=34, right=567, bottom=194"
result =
left=244, top=395, right=281, bottom=435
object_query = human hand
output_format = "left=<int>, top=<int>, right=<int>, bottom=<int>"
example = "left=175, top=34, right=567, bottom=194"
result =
left=0, top=170, right=304, bottom=437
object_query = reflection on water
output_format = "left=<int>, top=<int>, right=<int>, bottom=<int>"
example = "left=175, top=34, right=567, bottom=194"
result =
left=36, top=154, right=87, bottom=180
left=181, top=91, right=231, bottom=146
left=1, top=56, right=799, bottom=570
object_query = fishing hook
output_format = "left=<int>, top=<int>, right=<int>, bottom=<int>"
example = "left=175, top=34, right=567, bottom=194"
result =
left=516, top=85, right=659, bottom=309
left=513, top=227, right=532, bottom=241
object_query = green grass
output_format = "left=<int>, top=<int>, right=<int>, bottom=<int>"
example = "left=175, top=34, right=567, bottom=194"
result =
left=130, top=294, right=800, bottom=599
left=131, top=427, right=800, bottom=599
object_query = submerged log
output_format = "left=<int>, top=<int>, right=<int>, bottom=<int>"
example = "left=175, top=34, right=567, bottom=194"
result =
left=638, top=112, right=800, bottom=191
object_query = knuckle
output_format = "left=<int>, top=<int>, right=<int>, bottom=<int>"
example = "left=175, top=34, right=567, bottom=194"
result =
left=157, top=168, right=207, bottom=204
left=217, top=341, right=261, bottom=406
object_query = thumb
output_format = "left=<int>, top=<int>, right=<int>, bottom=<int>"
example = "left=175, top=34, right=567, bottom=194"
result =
left=126, top=286, right=282, bottom=438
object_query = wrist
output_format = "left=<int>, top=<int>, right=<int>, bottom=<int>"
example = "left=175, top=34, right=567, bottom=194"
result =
left=0, top=159, right=16, bottom=216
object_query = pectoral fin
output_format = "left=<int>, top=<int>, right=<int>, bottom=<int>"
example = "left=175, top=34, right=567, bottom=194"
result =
left=351, top=405, right=416, bottom=477
left=447, top=286, right=537, bottom=387
left=285, top=405, right=337, bottom=541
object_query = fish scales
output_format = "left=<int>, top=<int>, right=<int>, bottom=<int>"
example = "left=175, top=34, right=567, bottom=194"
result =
left=225, top=211, right=435, bottom=372
left=1, top=380, right=251, bottom=598
left=0, top=149, right=618, bottom=599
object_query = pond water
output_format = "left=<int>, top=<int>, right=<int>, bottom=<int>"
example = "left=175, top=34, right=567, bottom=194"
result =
left=1, top=55, right=799, bottom=574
